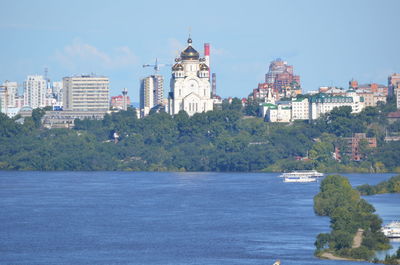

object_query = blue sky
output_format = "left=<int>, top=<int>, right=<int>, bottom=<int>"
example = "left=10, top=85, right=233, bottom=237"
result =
left=1, top=0, right=399, bottom=101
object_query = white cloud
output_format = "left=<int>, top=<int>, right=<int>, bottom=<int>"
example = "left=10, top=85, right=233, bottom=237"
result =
left=53, top=39, right=138, bottom=71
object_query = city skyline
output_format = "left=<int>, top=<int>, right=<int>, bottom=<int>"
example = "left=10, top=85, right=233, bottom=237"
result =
left=1, top=0, right=399, bottom=100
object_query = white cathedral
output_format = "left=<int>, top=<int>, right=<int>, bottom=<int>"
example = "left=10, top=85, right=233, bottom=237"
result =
left=168, top=37, right=214, bottom=116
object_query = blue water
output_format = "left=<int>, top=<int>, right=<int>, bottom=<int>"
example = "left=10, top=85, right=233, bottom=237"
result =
left=0, top=171, right=399, bottom=265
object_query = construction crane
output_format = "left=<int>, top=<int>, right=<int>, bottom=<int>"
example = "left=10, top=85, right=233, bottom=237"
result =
left=142, top=58, right=172, bottom=75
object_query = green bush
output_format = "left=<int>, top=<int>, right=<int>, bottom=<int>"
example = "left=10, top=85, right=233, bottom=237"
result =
left=348, top=246, right=374, bottom=260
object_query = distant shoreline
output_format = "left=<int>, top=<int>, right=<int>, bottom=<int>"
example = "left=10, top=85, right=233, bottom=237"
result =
left=0, top=169, right=399, bottom=174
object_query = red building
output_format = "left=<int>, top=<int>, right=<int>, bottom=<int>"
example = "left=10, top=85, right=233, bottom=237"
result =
left=251, top=83, right=280, bottom=101
left=110, top=95, right=130, bottom=110
left=335, top=133, right=377, bottom=161
left=265, top=59, right=301, bottom=93
left=349, top=79, right=388, bottom=96
left=250, top=59, right=301, bottom=101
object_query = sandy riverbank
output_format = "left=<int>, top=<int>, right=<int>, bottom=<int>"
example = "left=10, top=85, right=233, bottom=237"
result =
left=319, top=252, right=363, bottom=262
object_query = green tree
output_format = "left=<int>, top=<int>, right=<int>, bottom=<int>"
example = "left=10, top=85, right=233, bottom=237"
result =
left=315, top=233, right=331, bottom=250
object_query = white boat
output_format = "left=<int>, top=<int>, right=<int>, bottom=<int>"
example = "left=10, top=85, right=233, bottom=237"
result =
left=283, top=176, right=317, bottom=183
left=278, top=170, right=324, bottom=178
left=382, top=221, right=400, bottom=238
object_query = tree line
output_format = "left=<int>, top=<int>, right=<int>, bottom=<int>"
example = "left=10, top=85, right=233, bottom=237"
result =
left=0, top=98, right=399, bottom=171
left=357, top=175, right=400, bottom=195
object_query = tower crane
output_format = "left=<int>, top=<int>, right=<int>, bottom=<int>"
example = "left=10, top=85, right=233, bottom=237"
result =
left=142, top=58, right=172, bottom=75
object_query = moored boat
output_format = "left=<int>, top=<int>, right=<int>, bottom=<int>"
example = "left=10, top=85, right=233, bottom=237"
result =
left=382, top=221, right=400, bottom=238
left=278, top=170, right=324, bottom=178
left=283, top=176, right=317, bottom=183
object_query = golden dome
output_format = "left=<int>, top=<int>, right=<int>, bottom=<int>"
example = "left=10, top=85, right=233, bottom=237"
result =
left=180, top=37, right=199, bottom=60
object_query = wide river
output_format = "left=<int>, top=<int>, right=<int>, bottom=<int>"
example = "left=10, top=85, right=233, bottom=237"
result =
left=0, top=171, right=399, bottom=265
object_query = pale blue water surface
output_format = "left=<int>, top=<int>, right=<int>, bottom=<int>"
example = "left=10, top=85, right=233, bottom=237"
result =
left=0, top=171, right=399, bottom=265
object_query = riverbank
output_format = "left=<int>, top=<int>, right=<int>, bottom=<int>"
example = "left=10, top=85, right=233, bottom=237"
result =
left=319, top=252, right=362, bottom=262
left=319, top=251, right=400, bottom=264
left=317, top=228, right=365, bottom=262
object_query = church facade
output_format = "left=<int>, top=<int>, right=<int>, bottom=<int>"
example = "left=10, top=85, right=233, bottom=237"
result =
left=168, top=37, right=214, bottom=116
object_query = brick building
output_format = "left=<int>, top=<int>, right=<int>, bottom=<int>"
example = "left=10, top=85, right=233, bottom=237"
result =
left=335, top=133, right=377, bottom=161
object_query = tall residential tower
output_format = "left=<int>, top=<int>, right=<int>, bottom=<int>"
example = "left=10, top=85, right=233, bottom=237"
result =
left=140, top=75, right=164, bottom=117
left=23, top=75, right=47, bottom=109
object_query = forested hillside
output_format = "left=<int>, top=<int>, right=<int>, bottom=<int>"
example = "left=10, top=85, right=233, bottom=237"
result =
left=0, top=98, right=400, bottom=172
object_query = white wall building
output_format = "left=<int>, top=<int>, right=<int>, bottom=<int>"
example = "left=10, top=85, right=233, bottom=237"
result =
left=1, top=81, right=18, bottom=109
left=63, top=74, right=109, bottom=112
left=262, top=94, right=366, bottom=123
left=168, top=37, right=213, bottom=116
left=23, top=75, right=47, bottom=109
left=140, top=75, right=164, bottom=117
left=6, top=107, right=20, bottom=118
left=266, top=105, right=292, bottom=122
left=291, top=97, right=309, bottom=120
left=0, top=84, right=20, bottom=117
left=260, top=103, right=277, bottom=118
left=309, top=94, right=364, bottom=120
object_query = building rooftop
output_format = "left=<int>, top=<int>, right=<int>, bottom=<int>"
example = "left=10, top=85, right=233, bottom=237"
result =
left=388, top=111, right=400, bottom=118
left=310, top=93, right=354, bottom=103
left=64, top=74, right=108, bottom=78
left=358, top=83, right=387, bottom=88
left=261, top=103, right=276, bottom=107
left=292, top=97, right=307, bottom=102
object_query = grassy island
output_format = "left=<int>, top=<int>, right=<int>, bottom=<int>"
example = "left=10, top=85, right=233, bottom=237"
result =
left=314, top=175, right=392, bottom=262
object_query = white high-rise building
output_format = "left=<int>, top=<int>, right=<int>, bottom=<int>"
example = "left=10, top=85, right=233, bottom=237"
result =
left=23, top=75, right=47, bottom=108
left=52, top=81, right=63, bottom=106
left=168, top=37, right=213, bottom=116
left=140, top=75, right=164, bottom=117
left=153, top=75, right=164, bottom=106
left=63, top=74, right=109, bottom=112
left=2, top=81, right=18, bottom=108
left=140, top=76, right=154, bottom=117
